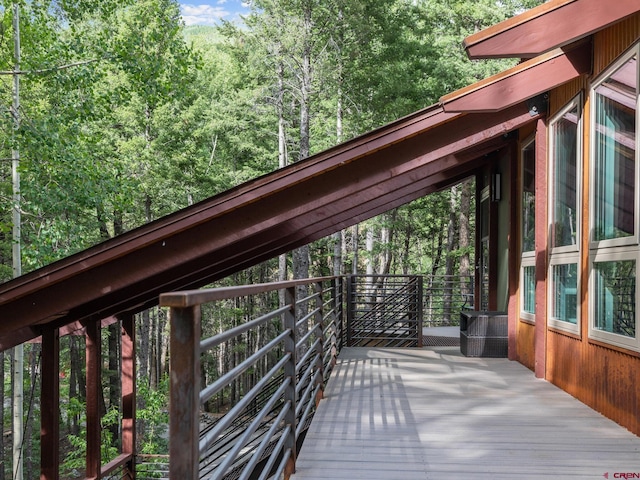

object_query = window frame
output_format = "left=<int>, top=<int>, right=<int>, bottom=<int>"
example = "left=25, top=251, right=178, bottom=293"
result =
left=548, top=253, right=580, bottom=333
left=589, top=248, right=639, bottom=351
left=520, top=260, right=536, bottom=323
left=520, top=134, right=536, bottom=323
left=588, top=42, right=640, bottom=351
left=547, top=95, right=582, bottom=334
left=589, top=44, right=639, bottom=251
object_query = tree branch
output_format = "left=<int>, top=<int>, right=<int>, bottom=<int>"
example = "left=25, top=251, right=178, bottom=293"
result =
left=0, top=58, right=101, bottom=76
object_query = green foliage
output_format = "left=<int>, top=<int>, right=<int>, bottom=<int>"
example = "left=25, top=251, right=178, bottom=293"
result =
left=137, top=379, right=169, bottom=454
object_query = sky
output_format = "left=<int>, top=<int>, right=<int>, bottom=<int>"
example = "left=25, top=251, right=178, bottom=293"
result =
left=180, top=1, right=251, bottom=26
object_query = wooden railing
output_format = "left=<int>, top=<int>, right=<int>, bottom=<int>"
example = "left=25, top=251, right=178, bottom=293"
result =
left=160, top=277, right=344, bottom=480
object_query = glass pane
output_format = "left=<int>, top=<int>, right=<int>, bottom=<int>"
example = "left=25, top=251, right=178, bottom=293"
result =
left=592, top=54, right=637, bottom=242
left=593, top=260, right=636, bottom=337
left=551, top=263, right=577, bottom=324
left=551, top=106, right=579, bottom=247
left=522, top=141, right=536, bottom=252
left=523, top=265, right=535, bottom=315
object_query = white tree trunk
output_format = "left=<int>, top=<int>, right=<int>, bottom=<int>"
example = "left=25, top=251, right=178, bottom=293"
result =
left=11, top=4, right=23, bottom=478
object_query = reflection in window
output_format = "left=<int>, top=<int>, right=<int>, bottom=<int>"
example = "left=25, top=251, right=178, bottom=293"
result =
left=522, top=140, right=536, bottom=252
left=551, top=105, right=579, bottom=248
left=551, top=263, right=577, bottom=324
left=593, top=54, right=637, bottom=242
left=593, top=260, right=636, bottom=337
left=523, top=265, right=536, bottom=315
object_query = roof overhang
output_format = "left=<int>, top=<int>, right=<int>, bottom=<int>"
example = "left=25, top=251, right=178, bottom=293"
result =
left=441, top=40, right=592, bottom=113
left=0, top=103, right=538, bottom=350
left=464, top=0, right=640, bottom=59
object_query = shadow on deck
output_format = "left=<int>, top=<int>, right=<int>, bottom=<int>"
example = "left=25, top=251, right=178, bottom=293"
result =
left=292, top=347, right=640, bottom=480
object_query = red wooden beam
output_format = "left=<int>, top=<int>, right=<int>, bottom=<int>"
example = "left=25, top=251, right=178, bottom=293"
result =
left=441, top=41, right=592, bottom=113
left=40, top=327, right=59, bottom=480
left=0, top=76, right=545, bottom=352
left=0, top=107, right=533, bottom=349
left=534, top=118, right=548, bottom=379
left=464, top=0, right=640, bottom=59
left=121, top=315, right=136, bottom=478
left=85, top=320, right=101, bottom=479
left=169, top=306, right=201, bottom=480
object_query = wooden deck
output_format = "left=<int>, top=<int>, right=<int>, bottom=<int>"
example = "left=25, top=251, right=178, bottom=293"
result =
left=292, top=347, right=640, bottom=479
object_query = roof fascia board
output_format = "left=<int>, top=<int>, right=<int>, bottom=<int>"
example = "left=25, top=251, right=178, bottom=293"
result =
left=441, top=40, right=591, bottom=113
left=464, top=0, right=640, bottom=59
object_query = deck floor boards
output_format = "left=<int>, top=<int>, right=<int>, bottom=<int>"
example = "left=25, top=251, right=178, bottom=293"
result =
left=291, top=347, right=640, bottom=479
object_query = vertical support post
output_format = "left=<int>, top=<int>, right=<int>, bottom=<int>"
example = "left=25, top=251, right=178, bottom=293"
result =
left=169, top=306, right=201, bottom=480
left=417, top=276, right=424, bottom=348
left=346, top=275, right=354, bottom=347
left=534, top=117, right=548, bottom=379
left=314, top=282, right=324, bottom=405
left=41, top=327, right=59, bottom=480
left=85, top=319, right=102, bottom=479
left=121, top=315, right=136, bottom=478
left=283, top=287, right=297, bottom=479
left=507, top=142, right=519, bottom=361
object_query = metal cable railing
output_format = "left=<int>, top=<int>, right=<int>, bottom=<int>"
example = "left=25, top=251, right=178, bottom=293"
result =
left=161, top=277, right=344, bottom=480
left=347, top=275, right=423, bottom=347
left=162, top=274, right=470, bottom=479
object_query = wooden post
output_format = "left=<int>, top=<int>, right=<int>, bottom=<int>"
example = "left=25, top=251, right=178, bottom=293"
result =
left=121, top=315, right=136, bottom=478
left=283, top=287, right=297, bottom=479
left=85, top=319, right=101, bottom=479
left=40, top=327, right=59, bottom=480
left=534, top=117, right=548, bottom=379
left=169, top=306, right=201, bottom=480
left=507, top=142, right=519, bottom=361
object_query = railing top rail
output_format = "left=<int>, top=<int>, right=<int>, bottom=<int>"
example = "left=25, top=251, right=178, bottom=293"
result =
left=159, top=276, right=338, bottom=308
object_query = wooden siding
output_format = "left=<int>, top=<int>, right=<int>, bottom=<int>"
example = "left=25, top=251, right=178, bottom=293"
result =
left=548, top=77, right=585, bottom=118
left=544, top=15, right=640, bottom=437
left=516, top=321, right=536, bottom=371
left=593, top=13, right=640, bottom=77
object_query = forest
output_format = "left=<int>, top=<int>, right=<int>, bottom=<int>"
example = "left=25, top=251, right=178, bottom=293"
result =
left=0, top=0, right=541, bottom=477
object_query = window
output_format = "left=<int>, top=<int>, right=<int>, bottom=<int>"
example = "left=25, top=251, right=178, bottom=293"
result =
left=590, top=251, right=638, bottom=350
left=550, top=258, right=578, bottom=325
left=522, top=264, right=536, bottom=317
left=548, top=97, right=581, bottom=333
left=522, top=138, right=536, bottom=253
left=591, top=50, right=637, bottom=246
left=589, top=43, right=639, bottom=351
left=551, top=101, right=580, bottom=250
left=521, top=136, right=536, bottom=322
